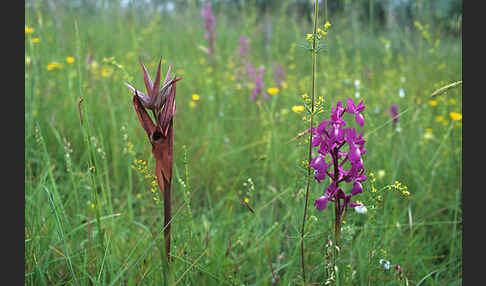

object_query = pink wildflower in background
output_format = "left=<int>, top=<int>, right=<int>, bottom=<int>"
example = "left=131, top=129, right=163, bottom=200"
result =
left=201, top=2, right=216, bottom=60
left=238, top=36, right=250, bottom=62
left=250, top=65, right=268, bottom=101
left=273, top=63, right=286, bottom=89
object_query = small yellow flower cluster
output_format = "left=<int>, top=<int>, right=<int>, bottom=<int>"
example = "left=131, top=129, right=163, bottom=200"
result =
left=301, top=93, right=311, bottom=105
left=385, top=181, right=410, bottom=197
left=306, top=21, right=331, bottom=43
left=131, top=159, right=160, bottom=204
left=25, top=26, right=35, bottom=35
left=124, top=141, right=135, bottom=156
left=292, top=105, right=305, bottom=114
left=189, top=94, right=200, bottom=108
left=435, top=115, right=448, bottom=125
left=66, top=57, right=75, bottom=64
left=46, top=62, right=62, bottom=71
left=101, top=56, right=132, bottom=81
left=101, top=66, right=114, bottom=78
left=435, top=111, right=462, bottom=127
left=449, top=112, right=462, bottom=121
left=369, top=172, right=377, bottom=193
left=267, top=87, right=279, bottom=96
left=132, top=159, right=153, bottom=179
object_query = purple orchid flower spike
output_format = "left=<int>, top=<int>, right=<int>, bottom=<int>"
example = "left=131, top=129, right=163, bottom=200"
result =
left=309, top=98, right=368, bottom=245
left=345, top=98, right=366, bottom=126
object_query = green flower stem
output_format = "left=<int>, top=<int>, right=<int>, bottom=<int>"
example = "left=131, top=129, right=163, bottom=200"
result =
left=300, top=0, right=319, bottom=284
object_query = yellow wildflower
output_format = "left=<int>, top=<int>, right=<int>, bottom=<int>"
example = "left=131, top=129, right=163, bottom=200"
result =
left=435, top=116, right=445, bottom=123
left=318, top=28, right=327, bottom=37
left=192, top=94, right=200, bottom=101
left=32, top=37, right=40, bottom=44
left=101, top=66, right=113, bottom=77
left=324, top=21, right=332, bottom=30
left=244, top=198, right=249, bottom=204
left=292, top=105, right=305, bottom=114
left=25, top=27, right=34, bottom=34
left=267, top=87, right=279, bottom=95
left=90, top=203, right=95, bottom=209
left=428, top=100, right=438, bottom=107
left=66, top=57, right=75, bottom=64
left=46, top=62, right=62, bottom=71
left=306, top=33, right=313, bottom=41
left=449, top=112, right=462, bottom=121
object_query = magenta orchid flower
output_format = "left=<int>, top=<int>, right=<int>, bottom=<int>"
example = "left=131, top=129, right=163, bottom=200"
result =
left=310, top=98, right=367, bottom=219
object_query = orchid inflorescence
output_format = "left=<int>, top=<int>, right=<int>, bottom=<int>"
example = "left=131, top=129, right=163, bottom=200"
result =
left=310, top=98, right=367, bottom=215
left=125, top=58, right=182, bottom=261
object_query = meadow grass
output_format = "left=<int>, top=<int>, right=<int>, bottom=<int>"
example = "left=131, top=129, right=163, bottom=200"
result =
left=25, top=1, right=461, bottom=285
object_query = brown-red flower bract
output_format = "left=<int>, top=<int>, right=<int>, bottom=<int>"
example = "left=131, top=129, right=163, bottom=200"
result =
left=126, top=58, right=182, bottom=261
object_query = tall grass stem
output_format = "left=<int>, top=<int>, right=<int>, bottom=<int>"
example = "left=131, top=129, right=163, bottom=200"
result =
left=300, top=0, right=319, bottom=283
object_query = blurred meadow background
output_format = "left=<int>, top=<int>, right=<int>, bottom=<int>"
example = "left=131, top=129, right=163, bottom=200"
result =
left=25, top=0, right=462, bottom=285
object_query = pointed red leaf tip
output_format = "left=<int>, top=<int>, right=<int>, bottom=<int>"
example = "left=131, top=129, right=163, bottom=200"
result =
left=158, top=76, right=182, bottom=136
left=152, top=59, right=162, bottom=98
left=132, top=91, right=155, bottom=138
left=125, top=82, right=151, bottom=108
left=139, top=58, right=154, bottom=97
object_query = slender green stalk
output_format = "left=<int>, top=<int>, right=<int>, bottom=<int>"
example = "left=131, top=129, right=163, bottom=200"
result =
left=300, top=0, right=319, bottom=283
left=75, top=18, right=107, bottom=261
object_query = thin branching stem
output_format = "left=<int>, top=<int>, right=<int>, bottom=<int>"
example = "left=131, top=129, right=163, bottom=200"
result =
left=300, top=0, right=319, bottom=283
